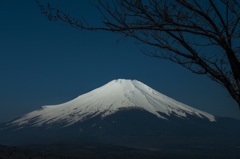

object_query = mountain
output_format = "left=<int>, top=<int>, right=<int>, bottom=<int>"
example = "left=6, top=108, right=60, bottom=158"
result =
left=9, top=79, right=216, bottom=127
left=0, top=79, right=240, bottom=155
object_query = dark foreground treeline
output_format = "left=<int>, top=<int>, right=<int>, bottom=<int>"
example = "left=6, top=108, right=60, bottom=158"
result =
left=0, top=141, right=239, bottom=159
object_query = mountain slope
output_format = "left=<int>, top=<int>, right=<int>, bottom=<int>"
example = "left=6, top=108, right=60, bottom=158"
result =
left=8, top=79, right=215, bottom=128
left=0, top=79, right=239, bottom=152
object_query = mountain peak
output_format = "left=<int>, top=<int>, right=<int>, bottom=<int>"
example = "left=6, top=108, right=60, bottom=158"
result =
left=113, top=79, right=133, bottom=82
left=9, top=79, right=216, bottom=128
left=110, top=79, right=138, bottom=85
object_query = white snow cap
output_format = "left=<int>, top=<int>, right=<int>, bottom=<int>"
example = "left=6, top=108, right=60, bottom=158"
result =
left=10, top=79, right=216, bottom=127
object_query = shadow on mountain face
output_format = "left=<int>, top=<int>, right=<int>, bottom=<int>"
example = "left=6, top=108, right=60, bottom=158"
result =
left=0, top=109, right=240, bottom=158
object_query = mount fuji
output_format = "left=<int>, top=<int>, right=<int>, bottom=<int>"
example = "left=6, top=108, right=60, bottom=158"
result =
left=9, top=79, right=215, bottom=127
left=0, top=79, right=240, bottom=151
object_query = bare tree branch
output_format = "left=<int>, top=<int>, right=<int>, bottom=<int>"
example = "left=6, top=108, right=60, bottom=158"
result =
left=36, top=0, right=240, bottom=109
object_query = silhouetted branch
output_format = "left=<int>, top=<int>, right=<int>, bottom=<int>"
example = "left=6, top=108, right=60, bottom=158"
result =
left=36, top=0, right=240, bottom=108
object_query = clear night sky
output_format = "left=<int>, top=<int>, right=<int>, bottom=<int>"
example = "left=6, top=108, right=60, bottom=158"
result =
left=0, top=1, right=239, bottom=123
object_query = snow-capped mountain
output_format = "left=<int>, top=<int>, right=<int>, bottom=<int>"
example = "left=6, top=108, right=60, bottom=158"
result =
left=9, top=79, right=215, bottom=128
left=1, top=79, right=240, bottom=148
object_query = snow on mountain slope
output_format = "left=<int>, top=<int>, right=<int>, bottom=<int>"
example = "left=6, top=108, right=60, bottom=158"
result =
left=9, top=79, right=216, bottom=127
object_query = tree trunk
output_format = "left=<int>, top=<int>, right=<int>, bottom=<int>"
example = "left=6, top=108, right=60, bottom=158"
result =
left=238, top=100, right=240, bottom=110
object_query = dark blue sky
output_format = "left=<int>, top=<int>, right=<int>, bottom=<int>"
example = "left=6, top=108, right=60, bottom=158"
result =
left=0, top=0, right=239, bottom=122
